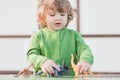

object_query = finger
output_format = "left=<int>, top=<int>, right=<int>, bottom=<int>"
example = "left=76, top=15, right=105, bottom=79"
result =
left=42, top=68, right=48, bottom=74
left=79, top=66, right=85, bottom=74
left=50, top=66, right=54, bottom=74
left=52, top=63, right=60, bottom=71
left=84, top=66, right=88, bottom=73
left=46, top=66, right=54, bottom=74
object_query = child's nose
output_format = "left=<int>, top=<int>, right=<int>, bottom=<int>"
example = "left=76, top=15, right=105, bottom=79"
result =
left=55, top=15, right=61, bottom=20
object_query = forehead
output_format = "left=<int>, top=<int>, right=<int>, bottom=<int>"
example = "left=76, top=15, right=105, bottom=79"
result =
left=47, top=9, right=67, bottom=14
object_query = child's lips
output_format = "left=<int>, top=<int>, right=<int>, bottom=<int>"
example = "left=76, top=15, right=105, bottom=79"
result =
left=55, top=23, right=61, bottom=26
left=55, top=22, right=61, bottom=24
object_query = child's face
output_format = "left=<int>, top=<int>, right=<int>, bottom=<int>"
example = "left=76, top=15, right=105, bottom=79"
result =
left=45, top=10, right=68, bottom=31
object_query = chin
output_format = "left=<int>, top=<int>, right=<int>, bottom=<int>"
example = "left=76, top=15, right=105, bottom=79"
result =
left=55, top=27, right=64, bottom=30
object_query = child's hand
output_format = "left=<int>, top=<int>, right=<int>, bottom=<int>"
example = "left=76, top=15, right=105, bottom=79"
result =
left=77, top=61, right=91, bottom=74
left=41, top=60, right=60, bottom=75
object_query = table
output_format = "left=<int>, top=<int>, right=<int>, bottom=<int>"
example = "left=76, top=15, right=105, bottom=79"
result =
left=0, top=74, right=120, bottom=80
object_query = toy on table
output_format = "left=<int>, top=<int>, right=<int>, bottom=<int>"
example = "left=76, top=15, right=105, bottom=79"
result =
left=35, top=60, right=70, bottom=77
left=15, top=61, right=69, bottom=77
left=71, top=54, right=93, bottom=78
left=15, top=63, right=33, bottom=77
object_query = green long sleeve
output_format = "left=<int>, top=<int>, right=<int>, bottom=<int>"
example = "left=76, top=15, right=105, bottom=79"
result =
left=75, top=32, right=94, bottom=65
left=27, top=27, right=94, bottom=74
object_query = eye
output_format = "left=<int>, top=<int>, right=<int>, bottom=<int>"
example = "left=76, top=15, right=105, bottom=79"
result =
left=49, top=13, right=55, bottom=16
left=60, top=13, right=66, bottom=16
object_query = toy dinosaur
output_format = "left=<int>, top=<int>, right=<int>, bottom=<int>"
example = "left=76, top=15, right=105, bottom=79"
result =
left=15, top=63, right=33, bottom=77
left=35, top=60, right=69, bottom=77
left=71, top=54, right=79, bottom=78
left=71, top=54, right=93, bottom=78
left=15, top=61, right=70, bottom=77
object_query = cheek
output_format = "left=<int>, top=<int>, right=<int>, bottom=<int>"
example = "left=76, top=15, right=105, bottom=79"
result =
left=63, top=17, right=68, bottom=24
left=46, top=16, right=54, bottom=22
left=46, top=16, right=53, bottom=24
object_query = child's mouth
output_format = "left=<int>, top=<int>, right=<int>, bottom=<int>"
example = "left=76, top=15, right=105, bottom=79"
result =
left=55, top=23, right=61, bottom=26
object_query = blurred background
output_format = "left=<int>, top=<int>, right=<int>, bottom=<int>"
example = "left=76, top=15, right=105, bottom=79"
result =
left=0, top=0, right=120, bottom=73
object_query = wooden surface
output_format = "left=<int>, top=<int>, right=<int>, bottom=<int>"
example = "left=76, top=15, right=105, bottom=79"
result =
left=0, top=75, right=120, bottom=80
left=0, top=71, right=120, bottom=80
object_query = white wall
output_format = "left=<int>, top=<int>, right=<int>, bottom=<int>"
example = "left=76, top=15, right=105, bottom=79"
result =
left=84, top=38, right=120, bottom=72
left=0, top=38, right=30, bottom=70
left=0, top=0, right=38, bottom=70
left=0, top=0, right=120, bottom=72
left=0, top=0, right=38, bottom=35
left=80, top=0, right=120, bottom=34
left=80, top=0, right=120, bottom=72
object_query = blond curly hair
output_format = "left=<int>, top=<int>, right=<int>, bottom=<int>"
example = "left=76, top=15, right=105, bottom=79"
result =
left=37, top=0, right=74, bottom=28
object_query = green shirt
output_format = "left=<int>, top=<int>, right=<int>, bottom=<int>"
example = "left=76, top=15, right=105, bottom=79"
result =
left=27, top=27, right=94, bottom=75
